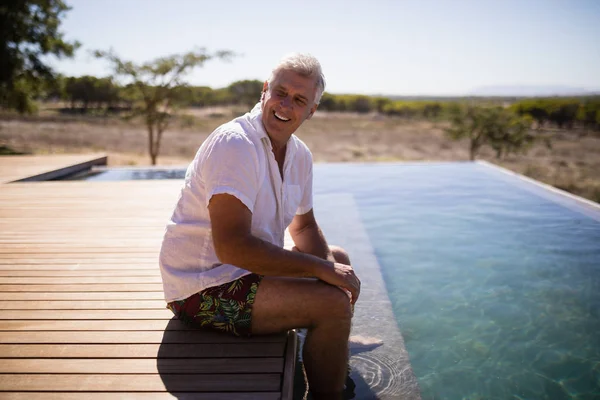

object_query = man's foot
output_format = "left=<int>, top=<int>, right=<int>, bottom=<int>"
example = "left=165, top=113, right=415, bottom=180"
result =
left=349, top=335, right=383, bottom=354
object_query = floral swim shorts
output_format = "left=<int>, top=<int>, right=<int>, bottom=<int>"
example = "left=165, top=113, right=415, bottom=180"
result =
left=166, top=273, right=263, bottom=337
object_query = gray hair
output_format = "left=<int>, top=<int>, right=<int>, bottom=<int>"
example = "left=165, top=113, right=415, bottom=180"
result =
left=268, top=53, right=326, bottom=105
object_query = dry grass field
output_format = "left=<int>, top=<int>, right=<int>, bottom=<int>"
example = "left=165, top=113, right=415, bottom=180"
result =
left=1, top=106, right=599, bottom=203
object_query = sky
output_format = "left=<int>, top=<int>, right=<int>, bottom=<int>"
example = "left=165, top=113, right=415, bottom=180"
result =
left=50, top=0, right=600, bottom=96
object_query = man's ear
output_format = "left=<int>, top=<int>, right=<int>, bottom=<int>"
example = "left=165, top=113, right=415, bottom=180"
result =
left=307, top=104, right=318, bottom=120
left=260, top=81, right=268, bottom=101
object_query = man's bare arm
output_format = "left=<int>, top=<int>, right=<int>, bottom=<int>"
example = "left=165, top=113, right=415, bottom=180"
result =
left=288, top=210, right=335, bottom=262
left=208, top=193, right=360, bottom=303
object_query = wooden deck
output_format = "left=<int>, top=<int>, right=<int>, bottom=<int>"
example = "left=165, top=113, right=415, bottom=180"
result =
left=0, top=169, right=297, bottom=398
left=0, top=154, right=107, bottom=183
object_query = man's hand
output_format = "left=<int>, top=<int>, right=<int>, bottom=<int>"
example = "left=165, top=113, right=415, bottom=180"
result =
left=317, top=262, right=361, bottom=305
left=291, top=246, right=360, bottom=303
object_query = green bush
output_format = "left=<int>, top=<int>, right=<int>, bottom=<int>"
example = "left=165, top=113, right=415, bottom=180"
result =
left=511, top=97, right=600, bottom=130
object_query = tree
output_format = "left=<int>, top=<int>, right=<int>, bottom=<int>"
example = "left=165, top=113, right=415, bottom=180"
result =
left=63, top=75, right=120, bottom=111
left=94, top=49, right=233, bottom=165
left=511, top=100, right=549, bottom=128
left=486, top=109, right=535, bottom=159
left=374, top=97, right=391, bottom=114
left=65, top=76, right=95, bottom=110
left=0, top=0, right=79, bottom=113
left=172, top=85, right=215, bottom=107
left=445, top=105, right=535, bottom=161
left=547, top=100, right=579, bottom=129
left=227, top=80, right=263, bottom=106
left=317, top=92, right=337, bottom=111
left=423, top=102, right=442, bottom=119
left=350, top=95, right=374, bottom=113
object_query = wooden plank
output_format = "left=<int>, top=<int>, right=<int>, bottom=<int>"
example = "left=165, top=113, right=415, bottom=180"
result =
left=0, top=309, right=173, bottom=319
left=0, top=320, right=182, bottom=331
left=0, top=277, right=163, bottom=284
left=0, top=343, right=286, bottom=358
left=0, top=212, right=167, bottom=218
left=0, top=248, right=160, bottom=255
left=0, top=264, right=158, bottom=270
left=0, top=284, right=162, bottom=291
left=0, top=236, right=163, bottom=241
left=0, top=374, right=281, bottom=391
left=0, top=300, right=166, bottom=309
left=0, top=252, right=159, bottom=257
left=0, top=238, right=162, bottom=241
left=0, top=331, right=288, bottom=344
left=0, top=292, right=164, bottom=300
left=0, top=259, right=158, bottom=265
left=0, top=248, right=160, bottom=252
left=0, top=257, right=159, bottom=263
left=0, top=223, right=163, bottom=227
left=0, top=270, right=160, bottom=276
left=0, top=358, right=283, bottom=374
left=0, top=392, right=281, bottom=400
left=0, top=243, right=161, bottom=248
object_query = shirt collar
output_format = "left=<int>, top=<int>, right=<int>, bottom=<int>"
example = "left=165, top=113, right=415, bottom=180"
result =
left=246, top=102, right=269, bottom=141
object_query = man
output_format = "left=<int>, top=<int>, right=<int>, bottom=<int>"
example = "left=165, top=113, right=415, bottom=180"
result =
left=159, top=53, right=361, bottom=399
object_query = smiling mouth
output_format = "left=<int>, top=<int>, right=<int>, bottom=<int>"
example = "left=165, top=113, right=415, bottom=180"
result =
left=273, top=111, right=290, bottom=122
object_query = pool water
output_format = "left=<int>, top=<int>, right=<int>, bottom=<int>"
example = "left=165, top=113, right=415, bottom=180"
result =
left=313, top=163, right=600, bottom=400
left=78, top=162, right=600, bottom=399
left=66, top=167, right=187, bottom=181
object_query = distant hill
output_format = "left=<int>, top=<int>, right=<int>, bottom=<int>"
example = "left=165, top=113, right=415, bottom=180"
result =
left=469, top=85, right=599, bottom=97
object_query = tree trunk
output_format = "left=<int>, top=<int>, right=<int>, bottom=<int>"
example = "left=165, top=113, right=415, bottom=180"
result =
left=469, top=141, right=478, bottom=161
left=154, top=129, right=163, bottom=166
left=147, top=122, right=155, bottom=165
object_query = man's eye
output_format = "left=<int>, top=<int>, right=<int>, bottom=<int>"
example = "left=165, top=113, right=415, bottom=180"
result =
left=296, top=99, right=306, bottom=105
left=277, top=91, right=286, bottom=97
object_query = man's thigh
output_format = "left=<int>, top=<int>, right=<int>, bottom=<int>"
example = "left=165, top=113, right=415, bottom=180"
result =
left=251, top=276, right=351, bottom=335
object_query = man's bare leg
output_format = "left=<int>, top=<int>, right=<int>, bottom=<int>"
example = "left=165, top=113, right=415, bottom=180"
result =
left=251, top=245, right=352, bottom=399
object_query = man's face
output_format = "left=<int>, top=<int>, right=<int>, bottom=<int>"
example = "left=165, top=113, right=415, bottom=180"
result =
left=260, top=69, right=318, bottom=146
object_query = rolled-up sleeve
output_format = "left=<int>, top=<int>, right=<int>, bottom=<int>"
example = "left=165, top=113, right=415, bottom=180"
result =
left=199, top=130, right=260, bottom=213
left=296, top=154, right=313, bottom=215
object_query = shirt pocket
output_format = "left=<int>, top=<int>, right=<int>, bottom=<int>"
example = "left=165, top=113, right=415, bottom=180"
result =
left=283, top=184, right=302, bottom=226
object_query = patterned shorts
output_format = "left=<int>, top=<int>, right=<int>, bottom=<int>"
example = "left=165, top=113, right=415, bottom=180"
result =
left=166, top=273, right=263, bottom=337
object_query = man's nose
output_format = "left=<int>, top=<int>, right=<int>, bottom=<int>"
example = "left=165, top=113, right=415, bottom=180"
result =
left=280, top=96, right=292, bottom=108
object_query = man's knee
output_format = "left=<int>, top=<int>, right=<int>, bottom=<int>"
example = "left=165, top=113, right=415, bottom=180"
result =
left=330, top=245, right=350, bottom=265
left=316, top=282, right=353, bottom=322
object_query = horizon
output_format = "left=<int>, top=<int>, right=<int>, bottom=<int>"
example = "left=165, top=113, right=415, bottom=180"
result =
left=50, top=0, right=600, bottom=97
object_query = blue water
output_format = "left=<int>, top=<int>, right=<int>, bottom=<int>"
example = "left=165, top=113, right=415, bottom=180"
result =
left=69, top=167, right=187, bottom=181
left=313, top=163, right=600, bottom=400
left=79, top=162, right=600, bottom=399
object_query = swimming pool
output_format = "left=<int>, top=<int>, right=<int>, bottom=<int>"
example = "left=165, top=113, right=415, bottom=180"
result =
left=76, top=162, right=600, bottom=399
left=314, top=162, right=600, bottom=399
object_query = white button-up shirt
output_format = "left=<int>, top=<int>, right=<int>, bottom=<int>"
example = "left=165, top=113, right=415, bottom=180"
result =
left=159, top=103, right=314, bottom=303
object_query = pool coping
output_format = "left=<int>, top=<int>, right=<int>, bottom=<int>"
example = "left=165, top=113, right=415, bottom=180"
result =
left=1, top=154, right=107, bottom=184
left=476, top=160, right=600, bottom=222
left=314, top=193, right=421, bottom=399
